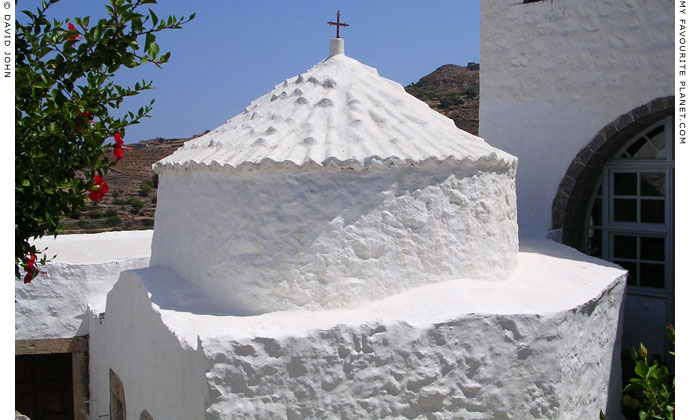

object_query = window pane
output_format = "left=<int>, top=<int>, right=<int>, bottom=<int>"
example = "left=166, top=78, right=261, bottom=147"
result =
left=625, top=138, right=649, bottom=158
left=613, top=199, right=637, bottom=222
left=613, top=235, right=637, bottom=259
left=640, top=263, right=664, bottom=288
left=646, top=126, right=666, bottom=158
left=615, top=260, right=637, bottom=286
left=641, top=200, right=664, bottom=224
left=632, top=139, right=659, bottom=158
left=613, top=173, right=637, bottom=195
left=590, top=198, right=602, bottom=226
left=640, top=173, right=665, bottom=197
left=588, top=229, right=602, bottom=257
left=640, top=237, right=665, bottom=261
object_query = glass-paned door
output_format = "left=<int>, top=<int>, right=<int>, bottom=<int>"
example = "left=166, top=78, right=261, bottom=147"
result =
left=585, top=116, right=674, bottom=298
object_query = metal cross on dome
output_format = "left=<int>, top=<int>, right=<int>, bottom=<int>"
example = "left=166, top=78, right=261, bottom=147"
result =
left=327, top=10, right=349, bottom=38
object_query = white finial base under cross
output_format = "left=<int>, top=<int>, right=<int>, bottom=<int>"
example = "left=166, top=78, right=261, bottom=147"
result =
left=329, top=38, right=344, bottom=57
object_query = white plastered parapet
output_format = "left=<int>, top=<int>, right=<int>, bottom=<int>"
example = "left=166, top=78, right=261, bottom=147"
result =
left=89, top=239, right=625, bottom=420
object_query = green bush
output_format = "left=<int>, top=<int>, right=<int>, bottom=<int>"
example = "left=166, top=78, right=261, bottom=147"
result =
left=88, top=210, right=104, bottom=219
left=439, top=93, right=465, bottom=108
left=622, top=326, right=675, bottom=420
left=141, top=218, right=154, bottom=227
left=139, top=178, right=154, bottom=196
left=77, top=220, right=90, bottom=229
left=463, top=88, right=478, bottom=99
left=127, top=198, right=145, bottom=214
left=113, top=198, right=128, bottom=205
left=151, top=173, right=159, bottom=188
left=151, top=196, right=157, bottom=205
left=104, top=209, right=118, bottom=217
left=105, top=215, right=122, bottom=227
left=69, top=210, right=81, bottom=219
left=404, top=85, right=438, bottom=102
left=126, top=198, right=145, bottom=209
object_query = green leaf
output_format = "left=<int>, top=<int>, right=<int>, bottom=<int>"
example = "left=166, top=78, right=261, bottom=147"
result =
left=149, top=42, right=159, bottom=57
left=15, top=0, right=193, bottom=279
left=646, top=364, right=658, bottom=379
left=635, top=361, right=649, bottom=378
left=149, top=9, right=158, bottom=26
left=145, top=33, right=154, bottom=51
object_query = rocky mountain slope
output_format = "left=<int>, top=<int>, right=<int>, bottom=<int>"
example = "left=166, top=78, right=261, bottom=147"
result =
left=60, top=64, right=479, bottom=233
left=58, top=136, right=193, bottom=233
left=405, top=64, right=479, bottom=135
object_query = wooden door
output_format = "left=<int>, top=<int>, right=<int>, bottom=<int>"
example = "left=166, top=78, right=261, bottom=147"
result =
left=16, top=353, right=74, bottom=420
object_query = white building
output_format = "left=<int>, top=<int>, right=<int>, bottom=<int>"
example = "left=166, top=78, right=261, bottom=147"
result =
left=16, top=0, right=675, bottom=415
left=15, top=231, right=152, bottom=420
left=480, top=0, right=674, bottom=355
left=16, top=37, right=626, bottom=420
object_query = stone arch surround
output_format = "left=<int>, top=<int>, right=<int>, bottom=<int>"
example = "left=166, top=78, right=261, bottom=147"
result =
left=552, top=96, right=674, bottom=251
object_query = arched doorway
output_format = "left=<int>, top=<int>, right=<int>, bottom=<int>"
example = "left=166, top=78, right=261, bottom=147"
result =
left=554, top=97, right=674, bottom=354
left=584, top=117, right=674, bottom=352
left=584, top=117, right=673, bottom=293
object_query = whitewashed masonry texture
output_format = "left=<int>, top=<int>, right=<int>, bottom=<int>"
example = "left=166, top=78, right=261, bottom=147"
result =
left=86, top=38, right=625, bottom=419
left=13, top=2, right=654, bottom=417
left=480, top=0, right=674, bottom=356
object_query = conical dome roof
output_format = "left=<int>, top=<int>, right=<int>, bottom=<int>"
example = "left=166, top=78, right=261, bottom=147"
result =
left=150, top=43, right=519, bottom=314
left=155, top=49, right=515, bottom=171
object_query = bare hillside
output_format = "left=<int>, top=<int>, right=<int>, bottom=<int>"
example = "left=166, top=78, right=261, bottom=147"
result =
left=405, top=64, right=479, bottom=135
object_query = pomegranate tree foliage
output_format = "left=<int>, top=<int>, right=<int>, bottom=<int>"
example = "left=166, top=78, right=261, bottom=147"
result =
left=15, top=0, right=194, bottom=280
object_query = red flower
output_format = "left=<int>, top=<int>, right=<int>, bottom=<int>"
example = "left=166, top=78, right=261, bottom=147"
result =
left=76, top=110, right=94, bottom=132
left=24, top=253, right=37, bottom=284
left=67, top=23, right=82, bottom=41
left=88, top=175, right=109, bottom=201
left=113, top=146, right=124, bottom=162
left=112, top=132, right=132, bottom=162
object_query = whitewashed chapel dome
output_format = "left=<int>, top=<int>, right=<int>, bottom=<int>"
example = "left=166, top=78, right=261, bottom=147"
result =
left=151, top=40, right=518, bottom=315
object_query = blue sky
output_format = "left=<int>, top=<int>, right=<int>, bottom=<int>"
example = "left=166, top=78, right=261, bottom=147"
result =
left=18, top=1, right=481, bottom=143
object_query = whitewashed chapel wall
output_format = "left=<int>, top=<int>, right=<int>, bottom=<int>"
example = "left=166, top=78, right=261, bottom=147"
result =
left=151, top=162, right=518, bottom=315
left=479, top=0, right=673, bottom=235
left=16, top=231, right=153, bottom=340
left=88, top=271, right=209, bottom=420
left=88, top=247, right=627, bottom=420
